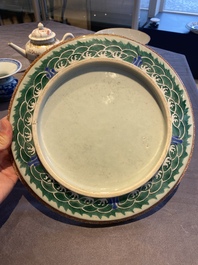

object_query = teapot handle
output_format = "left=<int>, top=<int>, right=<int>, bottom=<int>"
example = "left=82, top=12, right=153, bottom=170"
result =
left=61, top=33, right=74, bottom=42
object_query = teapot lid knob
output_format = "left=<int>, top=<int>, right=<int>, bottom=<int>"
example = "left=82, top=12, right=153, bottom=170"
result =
left=29, top=22, right=56, bottom=41
left=38, top=22, right=44, bottom=30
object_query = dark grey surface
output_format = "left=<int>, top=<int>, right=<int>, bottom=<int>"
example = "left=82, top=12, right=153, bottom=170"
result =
left=0, top=21, right=198, bottom=265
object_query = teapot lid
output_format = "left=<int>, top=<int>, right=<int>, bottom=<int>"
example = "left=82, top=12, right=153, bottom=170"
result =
left=29, top=22, right=56, bottom=41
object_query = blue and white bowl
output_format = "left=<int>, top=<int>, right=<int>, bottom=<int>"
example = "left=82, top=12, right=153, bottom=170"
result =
left=0, top=58, right=22, bottom=102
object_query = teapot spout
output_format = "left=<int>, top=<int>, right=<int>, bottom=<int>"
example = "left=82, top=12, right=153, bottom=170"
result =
left=8, top=42, right=27, bottom=58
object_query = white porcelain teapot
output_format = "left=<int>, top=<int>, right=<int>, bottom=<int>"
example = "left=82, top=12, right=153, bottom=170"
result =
left=8, top=22, right=74, bottom=62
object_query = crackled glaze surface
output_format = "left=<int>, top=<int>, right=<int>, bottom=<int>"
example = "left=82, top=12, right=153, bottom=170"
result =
left=32, top=59, right=171, bottom=198
left=9, top=35, right=194, bottom=223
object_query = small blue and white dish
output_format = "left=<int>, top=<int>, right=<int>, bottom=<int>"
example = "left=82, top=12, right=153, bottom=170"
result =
left=0, top=58, right=22, bottom=102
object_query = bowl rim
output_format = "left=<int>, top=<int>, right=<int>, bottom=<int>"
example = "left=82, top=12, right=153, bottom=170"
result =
left=0, top=58, right=22, bottom=79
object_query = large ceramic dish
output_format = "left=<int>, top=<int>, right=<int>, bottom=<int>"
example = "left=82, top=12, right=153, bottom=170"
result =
left=96, top=28, right=150, bottom=44
left=9, top=34, right=194, bottom=223
left=32, top=58, right=171, bottom=198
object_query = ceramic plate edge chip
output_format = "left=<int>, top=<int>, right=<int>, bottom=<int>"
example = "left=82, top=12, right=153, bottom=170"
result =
left=32, top=58, right=172, bottom=198
left=8, top=34, right=194, bottom=223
